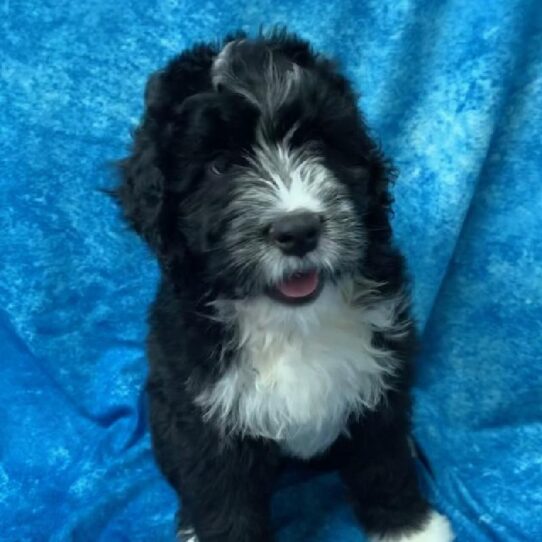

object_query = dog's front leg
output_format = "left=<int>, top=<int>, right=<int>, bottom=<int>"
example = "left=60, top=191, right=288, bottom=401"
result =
left=176, top=433, right=277, bottom=542
left=149, top=393, right=278, bottom=542
left=337, top=410, right=454, bottom=542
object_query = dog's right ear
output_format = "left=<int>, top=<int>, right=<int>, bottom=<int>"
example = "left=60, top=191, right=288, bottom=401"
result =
left=144, top=43, right=218, bottom=117
left=115, top=134, right=165, bottom=251
left=113, top=42, right=220, bottom=254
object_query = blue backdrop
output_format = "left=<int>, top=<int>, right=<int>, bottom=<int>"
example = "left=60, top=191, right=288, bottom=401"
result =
left=1, top=1, right=541, bottom=540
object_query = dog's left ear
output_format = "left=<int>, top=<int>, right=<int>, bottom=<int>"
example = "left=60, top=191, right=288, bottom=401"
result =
left=365, top=145, right=396, bottom=212
left=357, top=142, right=397, bottom=249
left=335, top=117, right=396, bottom=244
left=355, top=145, right=404, bottom=288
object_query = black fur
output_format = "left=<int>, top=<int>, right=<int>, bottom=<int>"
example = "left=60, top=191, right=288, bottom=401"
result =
left=114, top=29, right=432, bottom=542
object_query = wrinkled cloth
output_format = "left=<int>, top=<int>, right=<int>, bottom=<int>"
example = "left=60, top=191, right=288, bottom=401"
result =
left=1, top=1, right=541, bottom=540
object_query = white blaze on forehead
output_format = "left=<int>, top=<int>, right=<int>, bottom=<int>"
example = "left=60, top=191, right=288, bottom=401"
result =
left=247, top=139, right=334, bottom=215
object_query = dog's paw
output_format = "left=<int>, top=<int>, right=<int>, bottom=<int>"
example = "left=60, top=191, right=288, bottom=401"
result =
left=369, top=511, right=454, bottom=542
left=177, top=527, right=199, bottom=542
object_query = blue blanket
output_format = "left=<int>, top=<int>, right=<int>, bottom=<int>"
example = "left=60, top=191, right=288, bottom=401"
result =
left=1, top=1, right=541, bottom=540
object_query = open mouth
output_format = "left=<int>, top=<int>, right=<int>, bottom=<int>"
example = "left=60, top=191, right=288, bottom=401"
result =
left=267, top=270, right=324, bottom=305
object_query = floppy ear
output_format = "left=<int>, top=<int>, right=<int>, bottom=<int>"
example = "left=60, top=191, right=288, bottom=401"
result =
left=363, top=146, right=397, bottom=243
left=114, top=43, right=218, bottom=254
left=116, top=132, right=165, bottom=251
left=355, top=124, right=395, bottom=202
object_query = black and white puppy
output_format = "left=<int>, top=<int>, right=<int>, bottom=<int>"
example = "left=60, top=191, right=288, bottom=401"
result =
left=115, top=29, right=454, bottom=542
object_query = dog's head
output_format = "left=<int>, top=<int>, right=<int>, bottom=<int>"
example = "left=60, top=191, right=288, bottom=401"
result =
left=117, top=30, right=395, bottom=307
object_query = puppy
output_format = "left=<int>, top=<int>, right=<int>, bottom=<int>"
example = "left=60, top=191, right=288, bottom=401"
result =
left=115, top=29, right=454, bottom=542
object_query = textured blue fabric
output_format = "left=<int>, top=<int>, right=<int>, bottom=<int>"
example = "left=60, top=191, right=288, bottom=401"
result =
left=1, top=1, right=541, bottom=540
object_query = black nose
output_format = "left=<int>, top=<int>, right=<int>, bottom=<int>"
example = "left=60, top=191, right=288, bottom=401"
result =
left=268, top=212, right=322, bottom=256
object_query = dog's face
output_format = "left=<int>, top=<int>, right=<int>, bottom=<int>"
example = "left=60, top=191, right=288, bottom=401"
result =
left=118, top=33, right=393, bottom=306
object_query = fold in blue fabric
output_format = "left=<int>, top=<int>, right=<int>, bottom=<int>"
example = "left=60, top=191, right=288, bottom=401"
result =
left=1, top=1, right=541, bottom=540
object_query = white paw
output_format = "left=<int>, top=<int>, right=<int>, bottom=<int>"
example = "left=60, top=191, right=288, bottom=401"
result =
left=369, top=511, right=454, bottom=542
left=177, top=527, right=199, bottom=542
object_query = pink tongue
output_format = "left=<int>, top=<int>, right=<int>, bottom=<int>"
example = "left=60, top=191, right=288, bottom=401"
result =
left=277, top=271, right=319, bottom=298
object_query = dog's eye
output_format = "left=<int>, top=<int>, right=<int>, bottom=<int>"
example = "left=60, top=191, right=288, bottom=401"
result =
left=208, top=157, right=230, bottom=177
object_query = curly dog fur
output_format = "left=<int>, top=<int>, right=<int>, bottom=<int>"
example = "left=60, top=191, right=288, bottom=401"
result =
left=114, top=28, right=453, bottom=542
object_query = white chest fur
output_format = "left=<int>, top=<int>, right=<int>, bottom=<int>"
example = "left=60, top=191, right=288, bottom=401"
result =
left=196, top=283, right=405, bottom=459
